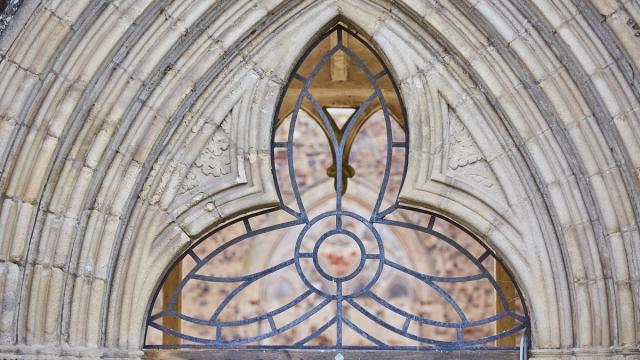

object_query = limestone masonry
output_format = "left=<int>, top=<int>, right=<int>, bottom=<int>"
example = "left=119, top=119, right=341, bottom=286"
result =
left=0, top=0, right=639, bottom=358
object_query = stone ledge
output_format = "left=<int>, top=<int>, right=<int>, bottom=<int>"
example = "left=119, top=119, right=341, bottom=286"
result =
left=0, top=345, right=143, bottom=359
left=144, top=349, right=520, bottom=360
left=530, top=346, right=640, bottom=358
left=0, top=346, right=637, bottom=359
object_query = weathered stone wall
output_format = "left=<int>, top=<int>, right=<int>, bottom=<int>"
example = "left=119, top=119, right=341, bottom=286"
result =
left=0, top=0, right=638, bottom=358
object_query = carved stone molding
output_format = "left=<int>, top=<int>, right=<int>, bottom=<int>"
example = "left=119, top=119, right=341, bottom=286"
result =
left=0, top=0, right=637, bottom=358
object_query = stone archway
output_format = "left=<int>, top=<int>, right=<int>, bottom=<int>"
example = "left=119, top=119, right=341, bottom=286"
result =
left=0, top=1, right=638, bottom=359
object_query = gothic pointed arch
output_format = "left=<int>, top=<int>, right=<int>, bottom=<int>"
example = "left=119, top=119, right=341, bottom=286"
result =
left=0, top=1, right=638, bottom=359
left=142, top=22, right=530, bottom=353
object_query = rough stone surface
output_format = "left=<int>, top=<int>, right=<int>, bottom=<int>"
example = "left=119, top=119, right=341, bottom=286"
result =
left=0, top=0, right=637, bottom=358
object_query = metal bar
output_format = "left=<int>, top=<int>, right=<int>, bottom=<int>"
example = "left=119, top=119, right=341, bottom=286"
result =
left=336, top=281, right=343, bottom=348
left=478, top=249, right=492, bottom=263
left=162, top=290, right=312, bottom=328
left=145, top=349, right=520, bottom=359
left=338, top=45, right=394, bottom=219
left=342, top=316, right=386, bottom=346
left=144, top=23, right=530, bottom=353
left=242, top=218, right=252, bottom=232
left=382, top=260, right=469, bottom=322
left=268, top=316, right=277, bottom=331
left=164, top=219, right=303, bottom=311
left=219, top=298, right=333, bottom=346
left=294, top=316, right=337, bottom=346
left=209, top=259, right=296, bottom=322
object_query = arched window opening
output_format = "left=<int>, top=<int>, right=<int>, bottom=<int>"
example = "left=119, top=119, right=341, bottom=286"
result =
left=144, top=23, right=529, bottom=355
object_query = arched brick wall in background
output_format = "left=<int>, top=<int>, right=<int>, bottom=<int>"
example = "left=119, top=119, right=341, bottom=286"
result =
left=0, top=1, right=638, bottom=358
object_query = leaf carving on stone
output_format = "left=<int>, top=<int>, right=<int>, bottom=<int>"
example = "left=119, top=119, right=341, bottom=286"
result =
left=446, top=109, right=506, bottom=202
left=448, top=113, right=483, bottom=170
left=194, top=118, right=231, bottom=177
left=178, top=170, right=198, bottom=194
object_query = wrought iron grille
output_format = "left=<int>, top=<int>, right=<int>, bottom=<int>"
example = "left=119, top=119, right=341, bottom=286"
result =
left=145, top=24, right=530, bottom=351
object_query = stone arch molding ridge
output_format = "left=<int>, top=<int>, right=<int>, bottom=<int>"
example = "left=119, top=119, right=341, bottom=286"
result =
left=0, top=0, right=637, bottom=359
left=393, top=41, right=563, bottom=350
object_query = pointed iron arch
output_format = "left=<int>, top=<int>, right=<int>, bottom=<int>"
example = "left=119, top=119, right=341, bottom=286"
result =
left=144, top=23, right=530, bottom=353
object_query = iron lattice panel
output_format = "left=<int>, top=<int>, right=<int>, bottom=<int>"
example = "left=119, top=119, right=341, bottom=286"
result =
left=145, top=24, right=530, bottom=351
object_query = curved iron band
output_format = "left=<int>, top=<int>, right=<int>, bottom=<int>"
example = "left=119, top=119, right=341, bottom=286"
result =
left=209, top=290, right=313, bottom=327
left=311, top=228, right=366, bottom=282
left=376, top=216, right=512, bottom=312
left=162, top=217, right=303, bottom=314
left=384, top=258, right=487, bottom=283
left=366, top=290, right=523, bottom=328
left=284, top=27, right=398, bottom=222
left=395, top=204, right=531, bottom=320
left=294, top=316, right=337, bottom=346
left=337, top=45, right=395, bottom=219
left=342, top=316, right=387, bottom=347
left=216, top=297, right=333, bottom=345
left=338, top=25, right=411, bottom=210
left=155, top=277, right=314, bottom=329
left=149, top=321, right=217, bottom=345
left=346, top=298, right=527, bottom=347
left=380, top=260, right=469, bottom=322
left=147, top=24, right=529, bottom=349
left=284, top=36, right=341, bottom=219
left=193, top=258, right=295, bottom=283
left=381, top=258, right=476, bottom=321
left=273, top=25, right=407, bottom=215
left=151, top=296, right=333, bottom=346
left=146, top=207, right=281, bottom=321
left=304, top=47, right=394, bottom=218
left=303, top=89, right=379, bottom=203
left=209, top=258, right=296, bottom=323
left=293, top=210, right=385, bottom=300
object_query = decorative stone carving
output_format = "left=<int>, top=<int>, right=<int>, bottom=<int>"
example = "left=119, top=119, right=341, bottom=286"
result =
left=0, top=0, right=638, bottom=358
left=177, top=117, right=231, bottom=197
left=446, top=109, right=505, bottom=202
left=193, top=118, right=231, bottom=177
left=178, top=170, right=197, bottom=195
left=447, top=111, right=483, bottom=170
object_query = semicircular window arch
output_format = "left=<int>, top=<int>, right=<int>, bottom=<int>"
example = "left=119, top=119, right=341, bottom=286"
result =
left=144, top=23, right=530, bottom=353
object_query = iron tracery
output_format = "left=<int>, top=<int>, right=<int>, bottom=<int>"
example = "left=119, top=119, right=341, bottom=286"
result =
left=144, top=23, right=529, bottom=351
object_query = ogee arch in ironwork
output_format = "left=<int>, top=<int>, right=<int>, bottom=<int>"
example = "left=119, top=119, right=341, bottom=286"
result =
left=144, top=23, right=530, bottom=351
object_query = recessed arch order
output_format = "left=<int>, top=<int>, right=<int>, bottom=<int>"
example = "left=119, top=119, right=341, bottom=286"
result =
left=0, top=1, right=638, bottom=359
left=144, top=19, right=530, bottom=353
